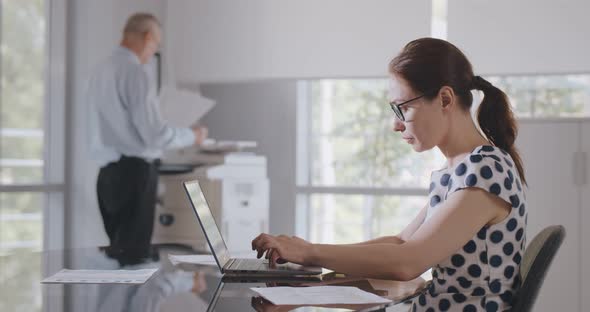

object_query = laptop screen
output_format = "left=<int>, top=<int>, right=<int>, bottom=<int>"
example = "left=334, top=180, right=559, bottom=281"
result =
left=183, top=181, right=231, bottom=270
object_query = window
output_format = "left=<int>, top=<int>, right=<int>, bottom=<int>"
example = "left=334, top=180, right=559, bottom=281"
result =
left=486, top=74, right=590, bottom=118
left=431, top=0, right=448, bottom=39
left=296, top=79, right=445, bottom=243
left=307, top=194, right=426, bottom=244
left=0, top=0, right=65, bottom=310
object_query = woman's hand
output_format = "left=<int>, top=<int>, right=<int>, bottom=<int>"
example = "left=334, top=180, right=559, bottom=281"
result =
left=251, top=234, right=315, bottom=266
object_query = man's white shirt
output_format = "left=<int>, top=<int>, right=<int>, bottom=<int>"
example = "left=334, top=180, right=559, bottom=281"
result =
left=87, top=46, right=195, bottom=167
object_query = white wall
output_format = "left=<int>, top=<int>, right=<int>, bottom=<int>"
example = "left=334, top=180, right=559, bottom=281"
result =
left=166, top=0, right=431, bottom=83
left=66, top=0, right=165, bottom=248
left=448, top=0, right=590, bottom=75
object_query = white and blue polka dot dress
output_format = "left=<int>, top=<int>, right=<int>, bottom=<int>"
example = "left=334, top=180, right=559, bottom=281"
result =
left=410, top=145, right=527, bottom=312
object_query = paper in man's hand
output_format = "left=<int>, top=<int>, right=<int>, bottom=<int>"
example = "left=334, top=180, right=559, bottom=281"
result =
left=159, top=86, right=215, bottom=128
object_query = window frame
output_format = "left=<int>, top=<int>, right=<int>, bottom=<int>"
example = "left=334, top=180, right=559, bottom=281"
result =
left=0, top=0, right=66, bottom=248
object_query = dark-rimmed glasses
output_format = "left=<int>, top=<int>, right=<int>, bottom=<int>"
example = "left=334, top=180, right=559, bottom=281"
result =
left=389, top=89, right=438, bottom=121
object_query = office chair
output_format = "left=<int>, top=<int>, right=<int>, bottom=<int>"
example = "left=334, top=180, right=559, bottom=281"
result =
left=510, top=225, right=566, bottom=312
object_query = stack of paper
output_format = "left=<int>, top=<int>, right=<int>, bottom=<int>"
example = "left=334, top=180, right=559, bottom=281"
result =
left=250, top=286, right=392, bottom=305
left=199, top=140, right=257, bottom=153
left=41, top=269, right=158, bottom=284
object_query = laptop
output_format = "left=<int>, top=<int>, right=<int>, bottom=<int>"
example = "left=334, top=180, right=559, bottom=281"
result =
left=183, top=180, right=322, bottom=276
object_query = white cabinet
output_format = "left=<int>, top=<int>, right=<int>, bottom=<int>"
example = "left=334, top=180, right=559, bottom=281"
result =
left=516, top=119, right=589, bottom=312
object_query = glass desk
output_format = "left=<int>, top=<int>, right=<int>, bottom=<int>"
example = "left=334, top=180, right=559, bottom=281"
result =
left=0, top=245, right=426, bottom=311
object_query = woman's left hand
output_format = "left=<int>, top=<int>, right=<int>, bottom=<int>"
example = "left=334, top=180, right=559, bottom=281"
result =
left=251, top=234, right=315, bottom=266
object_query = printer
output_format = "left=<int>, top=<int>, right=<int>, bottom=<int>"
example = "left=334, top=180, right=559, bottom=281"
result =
left=153, top=143, right=269, bottom=255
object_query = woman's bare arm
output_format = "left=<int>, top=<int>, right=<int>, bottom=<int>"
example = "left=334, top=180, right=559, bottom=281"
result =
left=350, top=204, right=427, bottom=246
left=253, top=188, right=508, bottom=281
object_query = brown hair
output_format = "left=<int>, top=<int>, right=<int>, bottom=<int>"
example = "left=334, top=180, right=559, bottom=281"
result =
left=389, top=38, right=526, bottom=185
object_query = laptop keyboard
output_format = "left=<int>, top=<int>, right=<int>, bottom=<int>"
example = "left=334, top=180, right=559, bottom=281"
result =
left=230, top=258, right=270, bottom=271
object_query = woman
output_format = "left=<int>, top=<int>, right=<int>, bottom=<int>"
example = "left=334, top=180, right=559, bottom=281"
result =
left=252, top=38, right=527, bottom=312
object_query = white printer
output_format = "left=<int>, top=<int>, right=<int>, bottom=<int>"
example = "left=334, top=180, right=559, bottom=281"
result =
left=153, top=144, right=269, bottom=255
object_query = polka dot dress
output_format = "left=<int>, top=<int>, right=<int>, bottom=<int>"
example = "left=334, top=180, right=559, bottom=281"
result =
left=410, top=145, right=527, bottom=312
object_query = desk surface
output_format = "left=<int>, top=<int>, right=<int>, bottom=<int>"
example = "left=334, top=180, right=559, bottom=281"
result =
left=0, top=245, right=425, bottom=312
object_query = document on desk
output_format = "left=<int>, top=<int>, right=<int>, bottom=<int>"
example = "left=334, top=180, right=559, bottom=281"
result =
left=168, top=254, right=217, bottom=266
left=41, top=268, right=158, bottom=284
left=250, top=286, right=392, bottom=305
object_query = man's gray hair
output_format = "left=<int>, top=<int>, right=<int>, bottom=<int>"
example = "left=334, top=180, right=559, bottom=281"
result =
left=123, top=13, right=160, bottom=34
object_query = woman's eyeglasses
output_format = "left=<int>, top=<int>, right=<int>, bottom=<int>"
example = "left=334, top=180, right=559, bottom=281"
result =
left=389, top=89, right=439, bottom=122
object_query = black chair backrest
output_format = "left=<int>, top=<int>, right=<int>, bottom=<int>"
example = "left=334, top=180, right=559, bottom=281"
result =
left=510, top=225, right=566, bottom=312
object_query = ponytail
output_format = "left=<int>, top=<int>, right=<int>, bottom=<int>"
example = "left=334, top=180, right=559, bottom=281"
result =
left=473, top=76, right=527, bottom=185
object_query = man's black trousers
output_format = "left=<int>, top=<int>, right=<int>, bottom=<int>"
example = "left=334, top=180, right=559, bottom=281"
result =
left=97, top=156, right=158, bottom=261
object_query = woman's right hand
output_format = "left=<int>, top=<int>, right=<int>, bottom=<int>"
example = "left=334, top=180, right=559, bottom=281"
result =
left=251, top=233, right=316, bottom=266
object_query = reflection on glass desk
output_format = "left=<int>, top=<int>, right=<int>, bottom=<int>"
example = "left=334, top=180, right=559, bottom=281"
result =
left=0, top=245, right=426, bottom=312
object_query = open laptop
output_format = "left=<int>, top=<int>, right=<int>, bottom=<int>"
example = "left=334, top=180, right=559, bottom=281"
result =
left=183, top=180, right=322, bottom=276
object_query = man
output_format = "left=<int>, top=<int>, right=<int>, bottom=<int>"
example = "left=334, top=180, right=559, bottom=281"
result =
left=87, top=13, right=206, bottom=264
